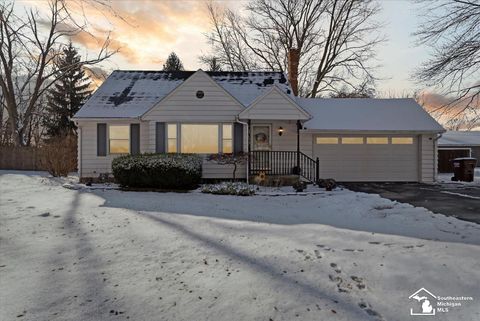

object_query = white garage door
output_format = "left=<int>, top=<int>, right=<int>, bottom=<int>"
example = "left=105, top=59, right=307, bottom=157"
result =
left=313, top=135, right=419, bottom=182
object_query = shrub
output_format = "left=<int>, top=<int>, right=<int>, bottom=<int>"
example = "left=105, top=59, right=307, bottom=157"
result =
left=112, top=153, right=203, bottom=190
left=40, top=134, right=77, bottom=177
left=201, top=182, right=255, bottom=196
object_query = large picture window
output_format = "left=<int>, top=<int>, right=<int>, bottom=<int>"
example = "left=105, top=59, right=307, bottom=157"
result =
left=109, top=125, right=129, bottom=154
left=181, top=124, right=219, bottom=153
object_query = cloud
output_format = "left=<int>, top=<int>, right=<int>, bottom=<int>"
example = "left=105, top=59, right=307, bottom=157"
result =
left=25, top=0, right=217, bottom=68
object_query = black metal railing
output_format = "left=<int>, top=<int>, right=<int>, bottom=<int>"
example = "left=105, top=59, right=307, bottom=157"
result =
left=249, top=151, right=319, bottom=183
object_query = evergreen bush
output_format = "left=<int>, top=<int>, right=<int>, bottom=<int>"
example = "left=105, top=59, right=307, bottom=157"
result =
left=112, top=154, right=202, bottom=190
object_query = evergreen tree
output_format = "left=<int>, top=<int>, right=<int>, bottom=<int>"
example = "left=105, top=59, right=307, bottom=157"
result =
left=162, top=52, right=184, bottom=71
left=43, top=43, right=92, bottom=138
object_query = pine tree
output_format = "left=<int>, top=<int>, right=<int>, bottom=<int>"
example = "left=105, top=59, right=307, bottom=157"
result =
left=43, top=43, right=92, bottom=138
left=162, top=52, right=184, bottom=71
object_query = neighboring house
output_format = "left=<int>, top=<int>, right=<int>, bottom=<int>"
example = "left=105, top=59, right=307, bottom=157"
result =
left=73, top=69, right=444, bottom=183
left=438, top=131, right=480, bottom=172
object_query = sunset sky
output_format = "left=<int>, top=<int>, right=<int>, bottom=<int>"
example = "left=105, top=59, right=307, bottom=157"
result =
left=14, top=0, right=436, bottom=94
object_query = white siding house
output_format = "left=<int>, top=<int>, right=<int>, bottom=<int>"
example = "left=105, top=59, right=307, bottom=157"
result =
left=74, top=69, right=444, bottom=183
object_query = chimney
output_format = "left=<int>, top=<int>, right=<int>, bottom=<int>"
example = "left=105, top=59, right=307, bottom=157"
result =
left=287, top=48, right=300, bottom=96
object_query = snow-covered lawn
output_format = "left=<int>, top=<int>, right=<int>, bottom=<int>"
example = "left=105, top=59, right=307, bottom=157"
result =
left=1, top=171, right=479, bottom=321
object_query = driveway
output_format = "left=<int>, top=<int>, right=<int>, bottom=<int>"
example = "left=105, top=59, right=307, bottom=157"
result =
left=343, top=182, right=480, bottom=224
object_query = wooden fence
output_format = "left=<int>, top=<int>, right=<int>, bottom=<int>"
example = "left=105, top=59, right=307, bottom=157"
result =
left=0, top=146, right=47, bottom=171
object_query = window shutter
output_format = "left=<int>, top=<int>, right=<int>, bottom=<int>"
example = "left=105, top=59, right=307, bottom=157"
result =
left=156, top=122, right=165, bottom=153
left=97, top=123, right=107, bottom=156
left=233, top=123, right=244, bottom=154
left=130, top=124, right=140, bottom=155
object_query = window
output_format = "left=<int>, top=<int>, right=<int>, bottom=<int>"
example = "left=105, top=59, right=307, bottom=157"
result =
left=392, top=137, right=413, bottom=144
left=109, top=125, right=129, bottom=154
left=181, top=124, right=219, bottom=153
left=222, top=124, right=233, bottom=153
left=196, top=90, right=205, bottom=99
left=316, top=137, right=339, bottom=144
left=367, top=137, right=388, bottom=144
left=167, top=124, right=177, bottom=152
left=341, top=137, right=363, bottom=144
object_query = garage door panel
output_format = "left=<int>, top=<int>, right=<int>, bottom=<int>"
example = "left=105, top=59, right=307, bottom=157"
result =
left=314, top=135, right=418, bottom=182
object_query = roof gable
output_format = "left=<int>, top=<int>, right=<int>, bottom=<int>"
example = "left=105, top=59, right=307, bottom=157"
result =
left=142, top=70, right=244, bottom=119
left=239, top=86, right=311, bottom=120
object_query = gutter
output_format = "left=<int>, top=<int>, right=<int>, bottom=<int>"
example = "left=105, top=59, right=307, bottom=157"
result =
left=235, top=117, right=249, bottom=185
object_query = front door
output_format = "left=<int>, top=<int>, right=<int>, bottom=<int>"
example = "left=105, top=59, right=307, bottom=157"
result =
left=252, top=125, right=271, bottom=151
left=251, top=125, right=271, bottom=173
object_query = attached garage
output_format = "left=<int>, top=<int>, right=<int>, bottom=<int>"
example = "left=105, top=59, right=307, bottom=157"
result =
left=297, top=98, right=445, bottom=182
left=313, top=134, right=419, bottom=181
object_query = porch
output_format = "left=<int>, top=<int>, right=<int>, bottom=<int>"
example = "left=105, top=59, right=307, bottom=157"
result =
left=248, top=150, right=319, bottom=183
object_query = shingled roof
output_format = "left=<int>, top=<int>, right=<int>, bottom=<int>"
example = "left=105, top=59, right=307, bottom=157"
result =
left=74, top=70, right=291, bottom=118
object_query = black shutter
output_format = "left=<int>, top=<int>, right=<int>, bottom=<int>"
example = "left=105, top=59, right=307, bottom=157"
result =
left=130, top=124, right=140, bottom=155
left=156, top=122, right=165, bottom=153
left=97, top=123, right=107, bottom=156
left=233, top=123, right=244, bottom=154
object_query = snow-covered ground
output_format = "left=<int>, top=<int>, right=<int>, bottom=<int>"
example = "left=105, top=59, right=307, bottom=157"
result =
left=1, top=171, right=479, bottom=321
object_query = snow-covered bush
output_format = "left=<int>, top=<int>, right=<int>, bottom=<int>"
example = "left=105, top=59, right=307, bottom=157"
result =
left=112, top=154, right=202, bottom=190
left=201, top=182, right=255, bottom=196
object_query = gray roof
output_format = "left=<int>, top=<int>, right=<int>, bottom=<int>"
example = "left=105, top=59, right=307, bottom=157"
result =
left=298, top=98, right=445, bottom=132
left=74, top=70, right=290, bottom=118
left=438, top=131, right=480, bottom=146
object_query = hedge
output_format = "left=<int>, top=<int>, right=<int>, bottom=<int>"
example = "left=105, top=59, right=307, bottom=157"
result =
left=112, top=153, right=203, bottom=190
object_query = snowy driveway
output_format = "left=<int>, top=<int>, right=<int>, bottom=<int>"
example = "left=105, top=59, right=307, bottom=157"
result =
left=343, top=182, right=480, bottom=224
left=1, top=171, right=479, bottom=321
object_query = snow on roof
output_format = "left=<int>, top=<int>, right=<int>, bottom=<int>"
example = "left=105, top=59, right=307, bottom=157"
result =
left=74, top=70, right=290, bottom=118
left=298, top=98, right=445, bottom=132
left=209, top=71, right=291, bottom=106
left=438, top=131, right=480, bottom=146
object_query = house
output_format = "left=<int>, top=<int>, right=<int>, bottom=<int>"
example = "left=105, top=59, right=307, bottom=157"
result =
left=73, top=69, right=444, bottom=183
left=438, top=131, right=480, bottom=172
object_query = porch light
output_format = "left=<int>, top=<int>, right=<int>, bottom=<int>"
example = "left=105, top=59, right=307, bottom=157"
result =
left=278, top=127, right=284, bottom=136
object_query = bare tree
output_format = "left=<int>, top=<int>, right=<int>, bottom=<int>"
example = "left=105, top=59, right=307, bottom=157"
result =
left=415, top=0, right=480, bottom=128
left=0, top=0, right=115, bottom=146
left=199, top=55, right=222, bottom=71
left=203, top=0, right=384, bottom=97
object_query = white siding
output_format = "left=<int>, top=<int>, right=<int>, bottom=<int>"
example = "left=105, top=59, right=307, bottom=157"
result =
left=420, top=134, right=436, bottom=183
left=240, top=88, right=309, bottom=120
left=78, top=120, right=148, bottom=179
left=142, top=71, right=243, bottom=122
left=251, top=120, right=313, bottom=156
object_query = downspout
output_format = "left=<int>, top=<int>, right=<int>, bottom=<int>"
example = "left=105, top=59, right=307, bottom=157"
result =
left=433, top=133, right=443, bottom=182
left=235, top=117, right=249, bottom=184
left=296, top=120, right=301, bottom=174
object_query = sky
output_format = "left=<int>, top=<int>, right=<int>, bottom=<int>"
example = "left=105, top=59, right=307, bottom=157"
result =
left=14, top=0, right=435, bottom=96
